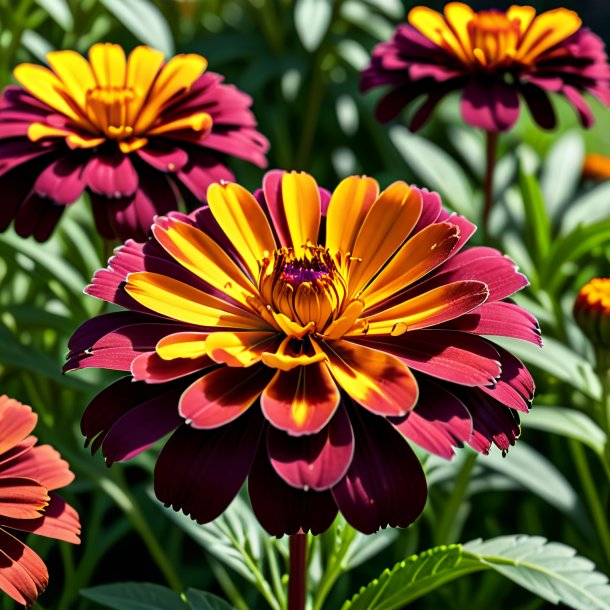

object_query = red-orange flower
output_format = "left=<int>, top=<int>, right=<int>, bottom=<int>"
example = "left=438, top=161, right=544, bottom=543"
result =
left=66, top=171, right=537, bottom=536
left=0, top=395, right=80, bottom=607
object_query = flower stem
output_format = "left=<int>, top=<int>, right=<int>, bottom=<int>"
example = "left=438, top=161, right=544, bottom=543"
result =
left=482, top=130, right=499, bottom=238
left=288, top=534, right=307, bottom=610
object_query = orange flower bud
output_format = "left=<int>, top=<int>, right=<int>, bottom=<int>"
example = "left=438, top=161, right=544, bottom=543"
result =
left=574, top=278, right=610, bottom=347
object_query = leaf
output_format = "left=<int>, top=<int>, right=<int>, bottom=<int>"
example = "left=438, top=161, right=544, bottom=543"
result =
left=518, top=163, right=551, bottom=265
left=463, top=536, right=610, bottom=610
left=524, top=406, right=606, bottom=456
left=21, top=30, right=54, bottom=62
left=343, top=536, right=610, bottom=610
left=390, top=126, right=475, bottom=217
left=540, top=131, right=585, bottom=221
left=186, top=590, right=234, bottom=610
left=560, top=181, right=610, bottom=234
left=100, top=0, right=174, bottom=55
left=81, top=582, right=185, bottom=610
left=35, top=0, right=73, bottom=29
left=294, top=0, right=332, bottom=51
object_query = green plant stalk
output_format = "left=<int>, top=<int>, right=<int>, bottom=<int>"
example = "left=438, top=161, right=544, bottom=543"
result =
left=265, top=537, right=287, bottom=610
left=205, top=556, right=251, bottom=610
left=434, top=451, right=478, bottom=546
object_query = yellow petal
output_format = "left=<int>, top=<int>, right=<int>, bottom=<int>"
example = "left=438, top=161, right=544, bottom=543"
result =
left=27, top=123, right=73, bottom=142
left=207, top=182, right=276, bottom=280
left=444, top=2, right=476, bottom=60
left=13, top=64, right=81, bottom=122
left=348, top=182, right=423, bottom=297
left=89, top=43, right=127, bottom=88
left=46, top=50, right=97, bottom=117
left=153, top=218, right=258, bottom=306
left=126, top=46, right=165, bottom=125
left=360, top=222, right=460, bottom=311
left=156, top=332, right=208, bottom=360
left=261, top=337, right=327, bottom=371
left=205, top=331, right=279, bottom=367
left=118, top=138, right=148, bottom=153
left=271, top=313, right=315, bottom=339
left=134, top=53, right=207, bottom=133
left=147, top=112, right=212, bottom=136
left=125, top=271, right=269, bottom=329
left=320, top=300, right=364, bottom=340
left=507, top=5, right=537, bottom=36
left=517, top=8, right=581, bottom=63
left=325, top=176, right=379, bottom=266
left=281, top=172, right=321, bottom=249
left=357, top=281, right=489, bottom=336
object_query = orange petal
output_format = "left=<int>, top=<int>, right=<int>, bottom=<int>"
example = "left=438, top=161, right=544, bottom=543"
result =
left=207, top=182, right=277, bottom=280
left=156, top=332, right=209, bottom=360
left=205, top=331, right=281, bottom=367
left=0, top=445, right=74, bottom=491
left=360, top=222, right=460, bottom=311
left=0, top=397, right=37, bottom=456
left=324, top=340, right=418, bottom=417
left=359, top=280, right=489, bottom=335
left=348, top=182, right=423, bottom=296
left=0, top=478, right=48, bottom=520
left=280, top=172, right=321, bottom=249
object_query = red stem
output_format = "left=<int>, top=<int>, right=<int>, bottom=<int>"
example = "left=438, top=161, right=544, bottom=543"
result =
left=288, top=533, right=307, bottom=610
left=482, top=129, right=499, bottom=237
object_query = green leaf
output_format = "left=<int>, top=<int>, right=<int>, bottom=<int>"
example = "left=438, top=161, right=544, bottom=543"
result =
left=390, top=126, right=475, bottom=218
left=294, top=0, right=332, bottom=51
left=518, top=162, right=551, bottom=265
left=560, top=181, right=610, bottom=234
left=81, top=582, right=185, bottom=610
left=21, top=29, right=53, bottom=62
left=99, top=0, right=174, bottom=55
left=186, top=590, right=234, bottom=610
left=344, top=536, right=610, bottom=610
left=524, top=406, right=606, bottom=456
left=35, top=0, right=73, bottom=29
left=463, top=536, right=610, bottom=610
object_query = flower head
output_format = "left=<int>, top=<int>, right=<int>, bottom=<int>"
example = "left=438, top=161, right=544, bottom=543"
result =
left=361, top=3, right=610, bottom=132
left=0, top=43, right=268, bottom=241
left=574, top=278, right=610, bottom=348
left=583, top=153, right=610, bottom=181
left=65, top=170, right=538, bottom=535
left=0, top=395, right=80, bottom=607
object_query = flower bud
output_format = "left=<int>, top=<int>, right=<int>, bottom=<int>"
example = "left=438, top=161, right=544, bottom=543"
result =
left=574, top=278, right=610, bottom=347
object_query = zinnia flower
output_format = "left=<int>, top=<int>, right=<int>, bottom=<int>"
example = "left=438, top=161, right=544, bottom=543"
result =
left=65, top=171, right=538, bottom=535
left=582, top=153, right=610, bottom=181
left=574, top=278, right=610, bottom=348
left=0, top=43, right=268, bottom=242
left=0, top=395, right=80, bottom=607
left=361, top=3, right=610, bottom=132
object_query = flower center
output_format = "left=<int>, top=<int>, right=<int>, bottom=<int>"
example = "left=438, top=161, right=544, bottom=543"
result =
left=467, top=11, right=521, bottom=68
left=259, top=245, right=347, bottom=332
left=85, top=85, right=137, bottom=140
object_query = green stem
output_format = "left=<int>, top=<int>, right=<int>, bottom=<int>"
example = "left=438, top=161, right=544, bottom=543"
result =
left=265, top=537, right=286, bottom=609
left=206, top=556, right=250, bottom=610
left=434, top=452, right=478, bottom=545
left=569, top=438, right=610, bottom=563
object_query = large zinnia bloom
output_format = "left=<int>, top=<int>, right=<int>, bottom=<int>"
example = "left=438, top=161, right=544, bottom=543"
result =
left=0, top=395, right=80, bottom=607
left=65, top=171, right=538, bottom=535
left=361, top=3, right=610, bottom=131
left=0, top=43, right=268, bottom=242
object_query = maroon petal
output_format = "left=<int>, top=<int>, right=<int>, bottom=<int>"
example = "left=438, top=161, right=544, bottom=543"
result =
left=137, top=143, right=189, bottom=173
left=179, top=365, right=273, bottom=429
left=154, top=408, right=263, bottom=524
left=262, top=170, right=291, bottom=245
left=267, top=403, right=354, bottom=491
left=521, top=83, right=557, bottom=130
left=131, top=352, right=213, bottom=383
left=249, top=443, right=337, bottom=537
left=332, top=405, right=427, bottom=534
left=33, top=155, right=86, bottom=205
left=391, top=378, right=472, bottom=459
left=461, top=79, right=520, bottom=132
left=562, top=84, right=595, bottom=128
left=84, top=154, right=138, bottom=198
left=13, top=193, right=64, bottom=242
left=175, top=148, right=234, bottom=201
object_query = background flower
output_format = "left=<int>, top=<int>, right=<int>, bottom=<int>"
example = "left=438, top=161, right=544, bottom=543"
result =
left=65, top=170, right=537, bottom=536
left=0, top=395, right=80, bottom=608
left=361, top=3, right=610, bottom=132
left=0, top=43, right=268, bottom=242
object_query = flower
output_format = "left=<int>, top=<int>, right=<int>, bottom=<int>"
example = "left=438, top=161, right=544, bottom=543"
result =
left=65, top=171, right=538, bottom=536
left=361, top=3, right=610, bottom=132
left=0, top=395, right=80, bottom=607
left=583, top=153, right=610, bottom=181
left=574, top=278, right=610, bottom=348
left=0, top=43, right=268, bottom=242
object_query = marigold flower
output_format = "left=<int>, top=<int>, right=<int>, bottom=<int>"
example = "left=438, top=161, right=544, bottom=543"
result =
left=0, top=395, right=80, bottom=607
left=0, top=43, right=268, bottom=242
left=574, top=278, right=610, bottom=348
left=582, top=153, right=610, bottom=181
left=65, top=171, right=538, bottom=535
left=361, top=3, right=610, bottom=132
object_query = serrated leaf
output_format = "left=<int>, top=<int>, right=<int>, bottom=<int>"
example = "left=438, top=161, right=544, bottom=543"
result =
left=524, top=406, right=606, bottom=456
left=390, top=126, right=475, bottom=217
left=186, top=589, right=234, bottom=610
left=100, top=0, right=174, bottom=55
left=294, top=0, right=332, bottom=51
left=81, top=582, right=184, bottom=610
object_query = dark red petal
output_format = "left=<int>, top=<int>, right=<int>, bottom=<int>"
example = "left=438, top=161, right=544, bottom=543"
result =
left=461, top=78, right=520, bottom=132
left=267, top=403, right=354, bottom=491
left=83, top=154, right=138, bottom=198
left=154, top=409, right=263, bottom=524
left=332, top=406, right=427, bottom=534
left=33, top=155, right=86, bottom=205
left=391, top=377, right=472, bottom=459
left=131, top=351, right=213, bottom=383
left=249, top=444, right=337, bottom=537
left=521, top=82, right=557, bottom=130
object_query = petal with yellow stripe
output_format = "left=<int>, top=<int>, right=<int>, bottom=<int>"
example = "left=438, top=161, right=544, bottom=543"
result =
left=156, top=332, right=209, bottom=361
left=46, top=50, right=97, bottom=117
left=281, top=172, right=321, bottom=249
left=205, top=331, right=280, bottom=367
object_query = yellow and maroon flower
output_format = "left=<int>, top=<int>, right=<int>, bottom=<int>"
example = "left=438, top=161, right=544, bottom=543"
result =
left=574, top=278, right=610, bottom=348
left=65, top=171, right=538, bottom=535
left=0, top=395, right=80, bottom=607
left=361, top=3, right=610, bottom=131
left=0, top=43, right=268, bottom=242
